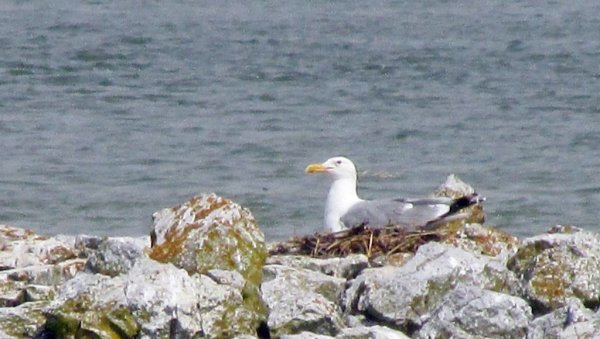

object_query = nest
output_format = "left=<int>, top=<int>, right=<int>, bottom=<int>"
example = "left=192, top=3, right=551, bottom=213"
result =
left=269, top=195, right=486, bottom=260
left=269, top=224, right=443, bottom=259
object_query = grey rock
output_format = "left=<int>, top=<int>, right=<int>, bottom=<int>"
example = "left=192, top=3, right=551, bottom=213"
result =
left=0, top=225, right=78, bottom=269
left=262, top=264, right=346, bottom=336
left=339, top=325, right=410, bottom=339
left=434, top=174, right=476, bottom=197
left=128, top=258, right=264, bottom=337
left=280, top=332, right=335, bottom=339
left=508, top=225, right=600, bottom=310
left=206, top=269, right=246, bottom=290
left=81, top=235, right=149, bottom=276
left=343, top=242, right=520, bottom=328
left=23, top=284, right=55, bottom=302
left=0, top=281, right=27, bottom=307
left=0, top=258, right=86, bottom=286
left=528, top=298, right=600, bottom=339
left=122, top=258, right=206, bottom=337
left=147, top=193, right=269, bottom=335
left=415, top=284, right=532, bottom=339
left=148, top=193, right=267, bottom=288
left=266, top=254, right=369, bottom=279
left=443, top=223, right=520, bottom=261
left=0, top=301, right=47, bottom=338
left=43, top=257, right=264, bottom=338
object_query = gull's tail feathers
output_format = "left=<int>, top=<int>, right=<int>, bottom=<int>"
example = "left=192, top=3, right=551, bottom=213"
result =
left=424, top=193, right=485, bottom=230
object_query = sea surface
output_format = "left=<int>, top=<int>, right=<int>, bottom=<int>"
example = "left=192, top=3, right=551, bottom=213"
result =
left=1, top=0, right=599, bottom=241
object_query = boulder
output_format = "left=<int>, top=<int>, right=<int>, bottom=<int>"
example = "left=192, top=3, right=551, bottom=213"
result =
left=78, top=235, right=149, bottom=277
left=280, top=332, right=335, bottom=339
left=147, top=193, right=268, bottom=336
left=338, top=325, right=410, bottom=338
left=507, top=225, right=600, bottom=311
left=41, top=257, right=265, bottom=338
left=415, top=284, right=532, bottom=338
left=0, top=225, right=77, bottom=269
left=0, top=226, right=83, bottom=337
left=343, top=242, right=520, bottom=329
left=528, top=297, right=600, bottom=339
left=266, top=254, right=369, bottom=279
left=149, top=193, right=267, bottom=286
left=442, top=223, right=520, bottom=260
left=433, top=174, right=485, bottom=225
left=0, top=301, right=47, bottom=338
left=262, top=264, right=346, bottom=336
left=0, top=258, right=85, bottom=286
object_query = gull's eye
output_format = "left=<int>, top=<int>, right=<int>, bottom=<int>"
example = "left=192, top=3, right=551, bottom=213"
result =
left=336, top=160, right=342, bottom=165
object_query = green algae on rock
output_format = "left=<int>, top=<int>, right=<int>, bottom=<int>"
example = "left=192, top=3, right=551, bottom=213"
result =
left=148, top=193, right=269, bottom=336
left=507, top=225, right=600, bottom=312
left=0, top=301, right=47, bottom=338
left=149, top=193, right=267, bottom=287
left=41, top=273, right=139, bottom=339
left=40, top=257, right=267, bottom=338
left=442, top=222, right=520, bottom=259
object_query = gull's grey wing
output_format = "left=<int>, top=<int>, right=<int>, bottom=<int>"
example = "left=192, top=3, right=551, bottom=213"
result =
left=340, top=195, right=477, bottom=229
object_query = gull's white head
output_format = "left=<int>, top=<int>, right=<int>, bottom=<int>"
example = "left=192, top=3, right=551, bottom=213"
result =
left=305, top=156, right=361, bottom=232
left=304, top=156, right=357, bottom=182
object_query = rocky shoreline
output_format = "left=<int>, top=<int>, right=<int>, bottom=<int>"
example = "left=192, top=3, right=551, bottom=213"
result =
left=1, top=180, right=600, bottom=338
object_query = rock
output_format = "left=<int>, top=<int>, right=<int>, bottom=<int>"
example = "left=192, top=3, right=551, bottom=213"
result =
left=0, top=225, right=78, bottom=269
left=528, top=297, right=600, bottom=339
left=280, top=332, right=335, bottom=339
left=206, top=269, right=247, bottom=290
left=343, top=242, right=520, bottom=329
left=443, top=223, right=520, bottom=260
left=507, top=225, right=600, bottom=311
left=41, top=257, right=266, bottom=338
left=369, top=252, right=415, bottom=267
left=266, top=254, right=369, bottom=279
left=0, top=301, right=47, bottom=338
left=42, top=272, right=137, bottom=338
left=23, top=284, right=55, bottom=302
left=415, top=284, right=532, bottom=338
left=433, top=174, right=485, bottom=225
left=338, top=325, right=410, bottom=339
left=0, top=258, right=86, bottom=286
left=262, top=264, right=346, bottom=336
left=79, top=235, right=149, bottom=276
left=433, top=174, right=476, bottom=198
left=147, top=193, right=268, bottom=336
left=0, top=225, right=85, bottom=306
left=0, top=281, right=27, bottom=307
left=126, top=258, right=264, bottom=338
left=149, top=193, right=267, bottom=287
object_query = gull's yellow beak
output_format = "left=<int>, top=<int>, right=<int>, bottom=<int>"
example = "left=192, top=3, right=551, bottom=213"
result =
left=305, top=163, right=328, bottom=174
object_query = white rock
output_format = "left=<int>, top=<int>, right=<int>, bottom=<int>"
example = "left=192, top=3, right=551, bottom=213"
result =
left=528, top=297, right=600, bottom=339
left=509, top=225, right=600, bottom=310
left=280, top=332, right=335, bottom=339
left=262, top=264, right=345, bottom=336
left=339, top=325, right=410, bottom=339
left=343, top=242, right=519, bottom=327
left=415, top=284, right=531, bottom=338
left=266, top=254, right=369, bottom=279
left=81, top=235, right=149, bottom=276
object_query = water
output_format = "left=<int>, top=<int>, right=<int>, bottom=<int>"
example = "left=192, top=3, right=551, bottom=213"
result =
left=1, top=0, right=599, bottom=241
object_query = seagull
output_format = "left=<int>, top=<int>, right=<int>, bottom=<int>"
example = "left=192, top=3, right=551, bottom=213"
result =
left=305, top=156, right=483, bottom=233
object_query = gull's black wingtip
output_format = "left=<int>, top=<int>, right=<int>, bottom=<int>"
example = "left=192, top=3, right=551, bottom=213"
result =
left=448, top=193, right=485, bottom=214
